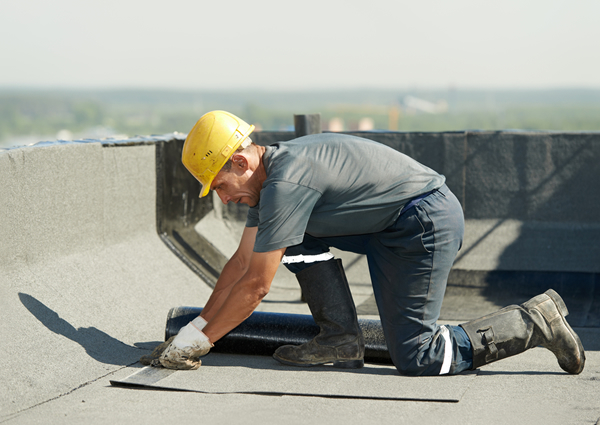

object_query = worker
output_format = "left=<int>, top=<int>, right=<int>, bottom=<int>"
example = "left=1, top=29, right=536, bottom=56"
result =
left=142, top=110, right=585, bottom=376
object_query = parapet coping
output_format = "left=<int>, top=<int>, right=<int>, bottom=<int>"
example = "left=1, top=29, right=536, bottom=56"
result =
left=0, top=132, right=187, bottom=151
left=4, top=129, right=600, bottom=152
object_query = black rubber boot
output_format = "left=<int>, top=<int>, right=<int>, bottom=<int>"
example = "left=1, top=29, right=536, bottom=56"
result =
left=460, top=289, right=585, bottom=374
left=273, top=259, right=365, bottom=368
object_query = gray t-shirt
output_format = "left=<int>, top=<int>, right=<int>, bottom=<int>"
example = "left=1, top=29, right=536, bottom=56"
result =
left=246, top=133, right=445, bottom=252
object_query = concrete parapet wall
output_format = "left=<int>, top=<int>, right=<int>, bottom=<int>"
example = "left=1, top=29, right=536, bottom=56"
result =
left=0, top=137, right=213, bottom=417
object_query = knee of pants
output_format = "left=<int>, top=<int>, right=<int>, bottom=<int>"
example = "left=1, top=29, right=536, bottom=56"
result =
left=392, top=354, right=434, bottom=377
left=390, top=326, right=473, bottom=376
left=395, top=359, right=448, bottom=377
left=386, top=331, right=446, bottom=377
left=384, top=338, right=432, bottom=377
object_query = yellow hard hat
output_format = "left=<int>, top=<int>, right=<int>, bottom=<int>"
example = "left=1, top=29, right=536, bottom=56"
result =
left=182, top=110, right=255, bottom=198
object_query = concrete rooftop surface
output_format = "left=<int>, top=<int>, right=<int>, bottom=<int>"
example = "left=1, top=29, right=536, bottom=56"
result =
left=2, top=134, right=599, bottom=425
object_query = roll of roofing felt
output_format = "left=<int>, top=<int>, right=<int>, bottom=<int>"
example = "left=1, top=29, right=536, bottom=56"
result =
left=165, top=307, right=392, bottom=364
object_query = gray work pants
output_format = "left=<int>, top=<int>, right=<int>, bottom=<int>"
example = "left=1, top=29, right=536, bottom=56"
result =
left=283, top=184, right=473, bottom=376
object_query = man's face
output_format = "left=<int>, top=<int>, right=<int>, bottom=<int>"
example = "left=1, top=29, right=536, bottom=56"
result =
left=210, top=158, right=261, bottom=207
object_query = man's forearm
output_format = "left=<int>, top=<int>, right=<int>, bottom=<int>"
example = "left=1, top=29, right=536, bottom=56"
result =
left=202, top=248, right=285, bottom=344
left=201, top=255, right=248, bottom=321
left=201, top=226, right=258, bottom=321
left=202, top=274, right=270, bottom=343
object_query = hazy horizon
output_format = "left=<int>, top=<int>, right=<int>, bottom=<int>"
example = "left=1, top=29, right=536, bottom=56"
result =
left=3, top=86, right=600, bottom=151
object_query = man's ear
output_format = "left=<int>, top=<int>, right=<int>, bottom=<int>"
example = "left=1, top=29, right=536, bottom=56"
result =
left=230, top=154, right=248, bottom=174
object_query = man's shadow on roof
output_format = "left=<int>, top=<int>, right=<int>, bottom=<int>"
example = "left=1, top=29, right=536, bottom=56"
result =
left=19, top=292, right=158, bottom=366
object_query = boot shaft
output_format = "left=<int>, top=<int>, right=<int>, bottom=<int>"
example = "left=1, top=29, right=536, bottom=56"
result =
left=296, top=259, right=364, bottom=348
left=460, top=289, right=584, bottom=374
left=460, top=306, right=536, bottom=368
left=272, top=258, right=365, bottom=368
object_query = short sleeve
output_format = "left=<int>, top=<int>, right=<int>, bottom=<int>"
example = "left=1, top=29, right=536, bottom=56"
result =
left=246, top=205, right=259, bottom=228
left=253, top=181, right=322, bottom=252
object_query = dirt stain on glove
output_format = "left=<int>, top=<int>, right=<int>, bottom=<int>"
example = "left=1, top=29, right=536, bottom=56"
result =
left=158, top=356, right=202, bottom=370
left=139, top=336, right=176, bottom=366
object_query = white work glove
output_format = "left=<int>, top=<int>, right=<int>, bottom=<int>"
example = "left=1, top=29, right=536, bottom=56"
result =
left=145, top=316, right=208, bottom=367
left=158, top=316, right=213, bottom=370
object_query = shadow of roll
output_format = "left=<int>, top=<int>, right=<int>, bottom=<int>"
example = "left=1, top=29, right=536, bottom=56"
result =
left=165, top=307, right=392, bottom=365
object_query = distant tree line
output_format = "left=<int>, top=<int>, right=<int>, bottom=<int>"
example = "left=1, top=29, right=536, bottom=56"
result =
left=2, top=89, right=600, bottom=148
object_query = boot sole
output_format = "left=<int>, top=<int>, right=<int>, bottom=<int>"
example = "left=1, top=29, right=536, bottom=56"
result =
left=544, top=289, right=585, bottom=374
left=273, top=355, right=364, bottom=369
left=333, top=359, right=365, bottom=369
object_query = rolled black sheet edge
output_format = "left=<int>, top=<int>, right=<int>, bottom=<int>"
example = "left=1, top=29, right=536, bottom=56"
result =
left=165, top=307, right=392, bottom=365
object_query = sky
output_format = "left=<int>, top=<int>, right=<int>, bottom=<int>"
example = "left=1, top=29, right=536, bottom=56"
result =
left=1, top=0, right=599, bottom=91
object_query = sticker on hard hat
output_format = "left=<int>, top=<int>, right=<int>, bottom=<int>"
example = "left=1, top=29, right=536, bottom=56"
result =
left=221, top=145, right=232, bottom=157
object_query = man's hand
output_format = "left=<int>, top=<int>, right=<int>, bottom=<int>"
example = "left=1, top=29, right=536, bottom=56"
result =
left=157, top=316, right=213, bottom=370
left=140, top=336, right=176, bottom=366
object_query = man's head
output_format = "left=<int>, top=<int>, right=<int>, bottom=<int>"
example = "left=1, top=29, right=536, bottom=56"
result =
left=182, top=110, right=254, bottom=198
left=209, top=140, right=265, bottom=207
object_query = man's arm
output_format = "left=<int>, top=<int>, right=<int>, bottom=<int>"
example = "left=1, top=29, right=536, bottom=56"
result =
left=201, top=246, right=286, bottom=343
left=200, top=226, right=258, bottom=322
left=156, top=226, right=284, bottom=369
